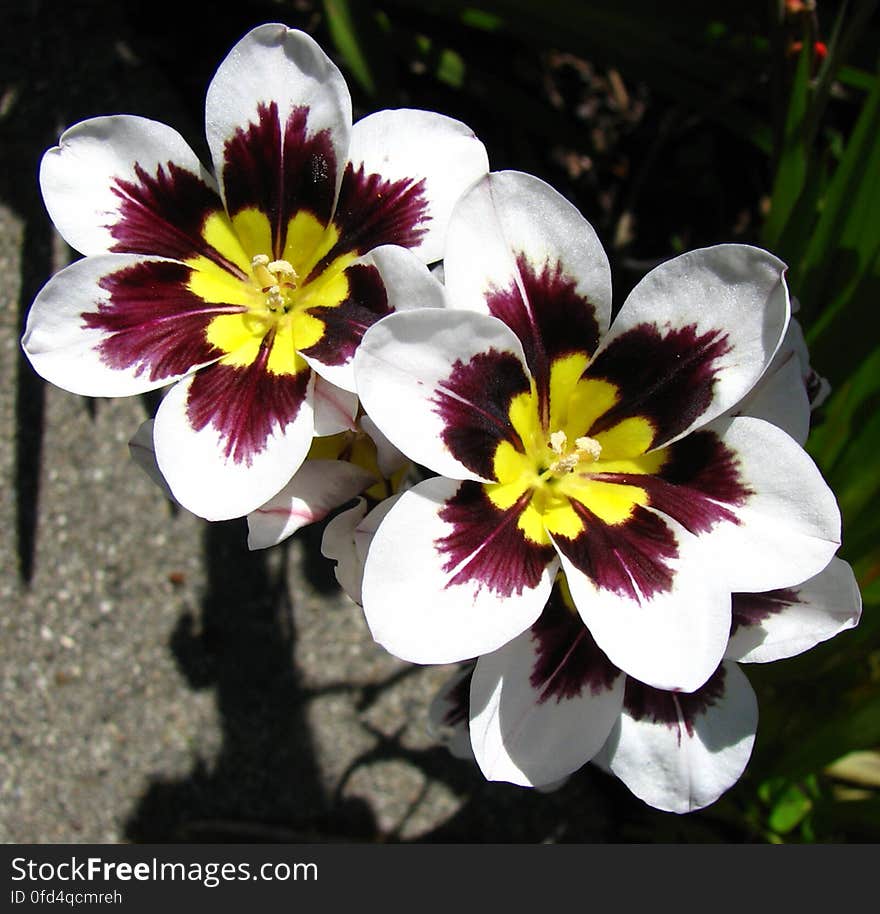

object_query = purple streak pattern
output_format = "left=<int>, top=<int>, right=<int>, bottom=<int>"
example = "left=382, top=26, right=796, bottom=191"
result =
left=623, top=664, right=727, bottom=742
left=437, top=481, right=555, bottom=597
left=588, top=322, right=731, bottom=447
left=529, top=588, right=620, bottom=704
left=185, top=345, right=310, bottom=464
left=90, top=260, right=227, bottom=381
left=432, top=348, right=531, bottom=480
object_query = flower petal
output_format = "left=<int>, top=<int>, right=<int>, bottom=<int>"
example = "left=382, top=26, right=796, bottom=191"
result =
left=359, top=413, right=409, bottom=479
left=589, top=245, right=790, bottom=449
left=733, top=351, right=810, bottom=445
left=470, top=590, right=624, bottom=787
left=321, top=497, right=369, bottom=603
left=344, top=109, right=489, bottom=264
left=554, top=509, right=731, bottom=691
left=361, top=476, right=557, bottom=664
left=428, top=664, right=477, bottom=762
left=367, top=244, right=450, bottom=312
left=152, top=364, right=315, bottom=520
left=128, top=419, right=178, bottom=503
left=652, top=416, right=839, bottom=592
left=312, top=374, right=359, bottom=435
left=726, top=557, right=862, bottom=663
left=246, top=458, right=376, bottom=549
left=22, top=254, right=225, bottom=397
left=206, top=24, right=351, bottom=246
left=602, top=662, right=758, bottom=813
left=444, top=171, right=612, bottom=396
left=39, top=115, right=220, bottom=258
left=322, top=494, right=401, bottom=605
left=354, top=308, right=530, bottom=481
left=302, top=245, right=448, bottom=391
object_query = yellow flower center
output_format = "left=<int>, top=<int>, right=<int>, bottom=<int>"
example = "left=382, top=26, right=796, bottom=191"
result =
left=185, top=209, right=356, bottom=376
left=486, top=353, right=667, bottom=544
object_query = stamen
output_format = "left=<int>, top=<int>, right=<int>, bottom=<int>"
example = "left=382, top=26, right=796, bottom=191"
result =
left=268, top=259, right=297, bottom=281
left=546, top=430, right=603, bottom=475
left=251, top=255, right=300, bottom=311
left=574, top=435, right=602, bottom=461
left=266, top=285, right=286, bottom=311
left=251, top=254, right=276, bottom=290
left=549, top=430, right=568, bottom=455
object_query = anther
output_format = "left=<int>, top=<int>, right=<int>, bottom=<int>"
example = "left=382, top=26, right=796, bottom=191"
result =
left=574, top=436, right=602, bottom=461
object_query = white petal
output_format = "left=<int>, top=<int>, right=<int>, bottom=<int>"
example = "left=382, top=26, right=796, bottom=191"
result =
left=469, top=627, right=624, bottom=787
left=39, top=115, right=215, bottom=256
left=603, top=662, right=757, bottom=814
left=726, top=557, right=862, bottom=663
left=353, top=308, right=529, bottom=481
left=359, top=414, right=409, bottom=479
left=367, top=244, right=450, bottom=311
left=733, top=351, right=811, bottom=445
left=361, top=476, right=556, bottom=664
left=597, top=244, right=790, bottom=446
left=206, top=23, right=352, bottom=208
left=128, top=419, right=179, bottom=504
left=22, top=254, right=217, bottom=398
left=444, top=170, right=612, bottom=339
left=689, top=415, right=841, bottom=593
left=428, top=664, right=477, bottom=762
left=321, top=494, right=401, bottom=605
left=153, top=371, right=315, bottom=521
left=555, top=512, right=732, bottom=692
left=312, top=375, right=359, bottom=436
left=246, top=459, right=377, bottom=550
left=348, top=109, right=489, bottom=264
left=321, top=498, right=370, bottom=604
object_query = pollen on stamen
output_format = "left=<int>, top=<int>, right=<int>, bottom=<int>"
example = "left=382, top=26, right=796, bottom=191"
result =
left=575, top=435, right=602, bottom=461
left=546, top=430, right=602, bottom=474
left=549, top=430, right=568, bottom=455
left=268, top=259, right=297, bottom=283
left=251, top=255, right=299, bottom=295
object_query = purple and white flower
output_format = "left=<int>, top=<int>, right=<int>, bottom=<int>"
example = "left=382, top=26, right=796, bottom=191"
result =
left=352, top=170, right=842, bottom=694
left=22, top=23, right=488, bottom=521
left=429, top=559, right=860, bottom=812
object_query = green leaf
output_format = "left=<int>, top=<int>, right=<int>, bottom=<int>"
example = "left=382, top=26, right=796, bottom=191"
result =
left=759, top=686, right=880, bottom=783
left=799, top=67, right=880, bottom=369
left=763, top=39, right=813, bottom=249
left=322, top=0, right=396, bottom=100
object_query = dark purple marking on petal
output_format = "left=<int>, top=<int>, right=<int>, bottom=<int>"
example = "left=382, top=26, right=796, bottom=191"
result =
left=486, top=253, right=600, bottom=420
left=90, top=260, right=232, bottom=381
left=432, top=348, right=531, bottom=480
left=186, top=340, right=311, bottom=465
left=222, top=102, right=337, bottom=257
left=310, top=163, right=428, bottom=278
left=730, top=588, right=799, bottom=636
left=555, top=503, right=678, bottom=600
left=623, top=664, right=726, bottom=744
left=597, top=430, right=752, bottom=535
left=529, top=585, right=620, bottom=705
left=587, top=322, right=731, bottom=446
left=437, top=481, right=555, bottom=598
left=299, top=263, right=390, bottom=367
left=109, top=163, right=243, bottom=274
